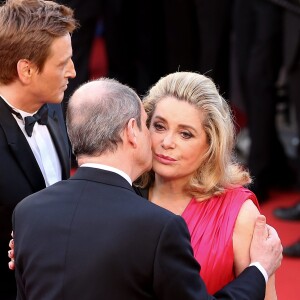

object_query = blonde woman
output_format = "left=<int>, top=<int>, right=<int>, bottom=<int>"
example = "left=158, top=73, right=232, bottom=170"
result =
left=135, top=71, right=277, bottom=299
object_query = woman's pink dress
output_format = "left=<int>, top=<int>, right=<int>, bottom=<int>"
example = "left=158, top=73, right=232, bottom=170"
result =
left=181, top=186, right=259, bottom=294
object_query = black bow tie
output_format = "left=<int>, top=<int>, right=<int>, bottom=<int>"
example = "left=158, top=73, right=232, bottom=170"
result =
left=7, top=104, right=49, bottom=137
left=24, top=105, right=49, bottom=137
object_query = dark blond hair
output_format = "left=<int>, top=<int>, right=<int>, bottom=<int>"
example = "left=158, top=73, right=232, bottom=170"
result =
left=0, top=0, right=77, bottom=84
left=138, top=71, right=251, bottom=201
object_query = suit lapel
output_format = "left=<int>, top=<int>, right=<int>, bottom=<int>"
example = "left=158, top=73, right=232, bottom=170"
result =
left=46, top=105, right=70, bottom=179
left=0, top=97, right=46, bottom=191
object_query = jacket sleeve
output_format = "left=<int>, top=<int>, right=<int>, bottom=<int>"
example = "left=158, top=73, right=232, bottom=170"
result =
left=153, top=215, right=266, bottom=300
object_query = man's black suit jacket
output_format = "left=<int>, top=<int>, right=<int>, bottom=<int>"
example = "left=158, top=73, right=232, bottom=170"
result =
left=13, top=167, right=266, bottom=300
left=0, top=97, right=71, bottom=298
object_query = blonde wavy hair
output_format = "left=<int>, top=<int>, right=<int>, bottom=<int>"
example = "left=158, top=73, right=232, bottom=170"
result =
left=136, top=71, right=251, bottom=201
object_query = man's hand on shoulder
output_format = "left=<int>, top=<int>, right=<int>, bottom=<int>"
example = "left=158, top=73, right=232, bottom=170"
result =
left=250, top=215, right=283, bottom=278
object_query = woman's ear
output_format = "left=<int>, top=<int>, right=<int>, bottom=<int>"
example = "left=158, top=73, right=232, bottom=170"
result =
left=17, top=59, right=35, bottom=84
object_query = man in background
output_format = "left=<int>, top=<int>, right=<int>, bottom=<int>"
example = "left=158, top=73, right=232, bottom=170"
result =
left=0, top=0, right=77, bottom=298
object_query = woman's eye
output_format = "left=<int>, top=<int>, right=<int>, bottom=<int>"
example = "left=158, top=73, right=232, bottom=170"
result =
left=181, top=131, right=193, bottom=139
left=153, top=122, right=165, bottom=131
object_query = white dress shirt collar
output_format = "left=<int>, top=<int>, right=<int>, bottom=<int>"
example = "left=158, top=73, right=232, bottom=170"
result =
left=80, top=163, right=132, bottom=185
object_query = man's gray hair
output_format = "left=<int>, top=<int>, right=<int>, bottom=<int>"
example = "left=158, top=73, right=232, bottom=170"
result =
left=66, top=78, right=142, bottom=156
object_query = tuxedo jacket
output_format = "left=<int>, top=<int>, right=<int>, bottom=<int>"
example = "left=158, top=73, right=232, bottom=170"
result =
left=13, top=167, right=266, bottom=300
left=0, top=96, right=70, bottom=297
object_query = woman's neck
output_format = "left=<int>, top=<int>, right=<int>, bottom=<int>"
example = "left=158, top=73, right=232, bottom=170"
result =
left=149, top=177, right=192, bottom=215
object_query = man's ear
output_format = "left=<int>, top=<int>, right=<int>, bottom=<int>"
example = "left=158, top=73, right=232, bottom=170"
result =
left=17, top=59, right=35, bottom=84
left=126, top=118, right=138, bottom=148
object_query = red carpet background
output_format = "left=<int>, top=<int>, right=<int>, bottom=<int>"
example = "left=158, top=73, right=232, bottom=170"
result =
left=260, top=190, right=300, bottom=300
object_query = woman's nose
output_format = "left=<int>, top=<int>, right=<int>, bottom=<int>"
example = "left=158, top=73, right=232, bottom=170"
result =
left=161, top=134, right=175, bottom=149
